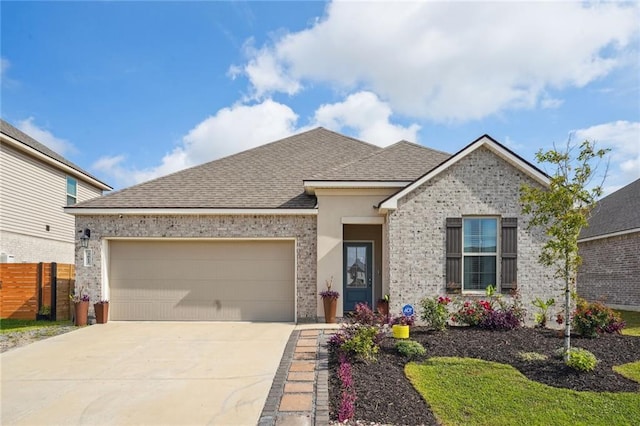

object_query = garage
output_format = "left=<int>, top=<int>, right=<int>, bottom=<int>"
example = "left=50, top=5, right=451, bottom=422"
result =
left=108, top=239, right=295, bottom=321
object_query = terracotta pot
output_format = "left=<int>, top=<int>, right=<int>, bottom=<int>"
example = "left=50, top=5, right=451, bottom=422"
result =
left=376, top=300, right=389, bottom=316
left=323, top=297, right=337, bottom=323
left=94, top=303, right=109, bottom=324
left=392, top=324, right=410, bottom=339
left=75, top=301, right=89, bottom=326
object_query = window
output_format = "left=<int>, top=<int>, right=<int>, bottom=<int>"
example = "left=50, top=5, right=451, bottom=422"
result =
left=446, top=216, right=518, bottom=293
left=66, top=176, right=77, bottom=205
left=462, top=218, right=497, bottom=291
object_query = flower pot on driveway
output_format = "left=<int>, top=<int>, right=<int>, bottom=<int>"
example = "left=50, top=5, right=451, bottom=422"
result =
left=94, top=302, right=109, bottom=324
left=392, top=324, right=410, bottom=339
left=75, top=301, right=89, bottom=326
left=323, top=298, right=338, bottom=323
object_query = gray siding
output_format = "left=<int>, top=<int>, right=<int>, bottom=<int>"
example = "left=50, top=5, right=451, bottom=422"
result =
left=0, top=143, right=103, bottom=262
left=387, top=146, right=562, bottom=324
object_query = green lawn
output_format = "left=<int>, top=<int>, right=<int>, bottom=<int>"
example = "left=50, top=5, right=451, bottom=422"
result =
left=406, top=357, right=640, bottom=426
left=617, top=310, right=640, bottom=337
left=0, top=318, right=73, bottom=334
left=614, top=361, right=640, bottom=383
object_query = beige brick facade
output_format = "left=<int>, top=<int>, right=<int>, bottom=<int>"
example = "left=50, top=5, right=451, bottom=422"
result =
left=75, top=214, right=318, bottom=321
left=386, top=146, right=562, bottom=323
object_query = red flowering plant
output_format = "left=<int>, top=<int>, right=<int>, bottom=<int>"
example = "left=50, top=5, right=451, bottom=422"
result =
left=449, top=285, right=525, bottom=330
left=450, top=299, right=492, bottom=326
left=572, top=298, right=625, bottom=338
left=419, top=295, right=452, bottom=331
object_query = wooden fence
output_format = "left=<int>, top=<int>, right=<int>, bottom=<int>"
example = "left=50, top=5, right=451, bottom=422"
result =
left=0, top=263, right=74, bottom=320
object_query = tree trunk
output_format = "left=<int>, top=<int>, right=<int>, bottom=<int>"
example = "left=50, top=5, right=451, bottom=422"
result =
left=563, top=264, right=571, bottom=362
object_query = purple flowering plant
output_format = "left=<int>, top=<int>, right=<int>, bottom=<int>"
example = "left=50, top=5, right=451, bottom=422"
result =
left=319, top=276, right=340, bottom=300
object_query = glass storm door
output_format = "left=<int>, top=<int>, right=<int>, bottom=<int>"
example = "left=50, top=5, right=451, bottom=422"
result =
left=343, top=242, right=373, bottom=312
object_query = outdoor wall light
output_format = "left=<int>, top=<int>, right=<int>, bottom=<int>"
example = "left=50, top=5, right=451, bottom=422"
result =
left=80, top=228, right=91, bottom=248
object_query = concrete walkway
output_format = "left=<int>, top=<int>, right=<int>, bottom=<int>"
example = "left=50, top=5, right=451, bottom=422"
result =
left=258, top=325, right=339, bottom=426
left=1, top=322, right=294, bottom=425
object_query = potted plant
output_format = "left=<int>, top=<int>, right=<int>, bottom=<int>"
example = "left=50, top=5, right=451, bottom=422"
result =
left=319, top=277, right=339, bottom=324
left=391, top=313, right=415, bottom=339
left=70, top=288, right=90, bottom=326
left=94, top=300, right=109, bottom=324
left=36, top=305, right=51, bottom=321
left=376, top=294, right=390, bottom=317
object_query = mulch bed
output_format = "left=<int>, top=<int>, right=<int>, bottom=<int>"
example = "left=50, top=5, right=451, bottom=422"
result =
left=328, top=326, right=640, bottom=425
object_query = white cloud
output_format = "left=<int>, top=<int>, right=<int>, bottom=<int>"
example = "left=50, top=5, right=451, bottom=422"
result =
left=235, top=1, right=639, bottom=122
left=94, top=92, right=420, bottom=188
left=93, top=99, right=299, bottom=187
left=573, top=121, right=640, bottom=194
left=312, top=91, right=420, bottom=146
left=17, top=117, right=76, bottom=156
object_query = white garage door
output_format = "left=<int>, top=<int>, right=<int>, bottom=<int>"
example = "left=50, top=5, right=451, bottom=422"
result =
left=109, top=240, right=295, bottom=321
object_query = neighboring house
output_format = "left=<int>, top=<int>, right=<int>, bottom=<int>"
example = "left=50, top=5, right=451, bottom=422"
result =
left=0, top=119, right=112, bottom=264
left=66, top=128, right=561, bottom=322
left=577, top=178, right=640, bottom=311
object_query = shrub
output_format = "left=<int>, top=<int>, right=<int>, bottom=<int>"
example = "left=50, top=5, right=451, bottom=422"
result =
left=517, top=351, right=548, bottom=362
left=573, top=299, right=626, bottom=338
left=391, top=313, right=416, bottom=326
left=451, top=299, right=492, bottom=326
left=329, top=324, right=384, bottom=363
left=420, top=296, right=451, bottom=331
left=337, top=352, right=355, bottom=422
left=451, top=289, right=525, bottom=330
left=565, top=347, right=598, bottom=372
left=350, top=302, right=382, bottom=326
left=395, top=340, right=426, bottom=358
left=532, top=297, right=555, bottom=328
left=479, top=309, right=523, bottom=330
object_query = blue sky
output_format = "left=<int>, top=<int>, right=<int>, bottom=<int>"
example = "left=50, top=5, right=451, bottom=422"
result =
left=2, top=1, right=639, bottom=194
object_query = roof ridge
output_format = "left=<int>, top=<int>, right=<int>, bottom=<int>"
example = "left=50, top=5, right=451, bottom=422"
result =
left=307, top=139, right=452, bottom=180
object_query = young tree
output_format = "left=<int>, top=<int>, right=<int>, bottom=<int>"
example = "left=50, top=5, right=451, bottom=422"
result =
left=520, top=139, right=609, bottom=360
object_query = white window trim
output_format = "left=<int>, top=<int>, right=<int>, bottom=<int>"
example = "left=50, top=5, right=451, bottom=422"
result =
left=67, top=176, right=78, bottom=205
left=461, top=216, right=500, bottom=294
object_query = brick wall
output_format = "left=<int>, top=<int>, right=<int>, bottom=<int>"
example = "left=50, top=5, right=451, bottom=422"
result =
left=74, top=214, right=318, bottom=321
left=0, top=230, right=74, bottom=264
left=578, top=231, right=640, bottom=309
left=387, top=146, right=562, bottom=324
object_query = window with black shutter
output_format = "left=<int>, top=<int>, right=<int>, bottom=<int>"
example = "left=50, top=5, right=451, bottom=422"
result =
left=446, top=216, right=518, bottom=293
left=445, top=218, right=462, bottom=293
left=501, top=218, right=518, bottom=292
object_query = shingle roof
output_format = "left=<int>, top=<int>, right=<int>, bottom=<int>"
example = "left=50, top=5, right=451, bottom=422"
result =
left=74, top=127, right=381, bottom=209
left=1, top=119, right=111, bottom=189
left=580, top=178, right=640, bottom=239
left=308, top=141, right=451, bottom=181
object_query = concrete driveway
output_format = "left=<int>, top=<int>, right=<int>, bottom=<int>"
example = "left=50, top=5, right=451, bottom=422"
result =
left=0, top=322, right=294, bottom=425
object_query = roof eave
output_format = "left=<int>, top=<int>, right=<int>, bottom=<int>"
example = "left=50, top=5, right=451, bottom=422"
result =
left=1, top=133, right=113, bottom=191
left=64, top=207, right=319, bottom=216
left=379, top=135, right=550, bottom=211
left=303, top=180, right=412, bottom=194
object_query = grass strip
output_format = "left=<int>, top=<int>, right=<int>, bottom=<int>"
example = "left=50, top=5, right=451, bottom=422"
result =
left=0, top=318, right=73, bottom=334
left=617, top=310, right=640, bottom=337
left=614, top=361, right=640, bottom=383
left=406, top=357, right=640, bottom=426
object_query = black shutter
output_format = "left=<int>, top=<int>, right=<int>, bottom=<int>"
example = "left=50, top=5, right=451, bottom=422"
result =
left=501, top=218, right=517, bottom=292
left=445, top=218, right=462, bottom=293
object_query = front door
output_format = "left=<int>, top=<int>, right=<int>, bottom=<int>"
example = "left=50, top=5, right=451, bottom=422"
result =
left=343, top=242, right=373, bottom=312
